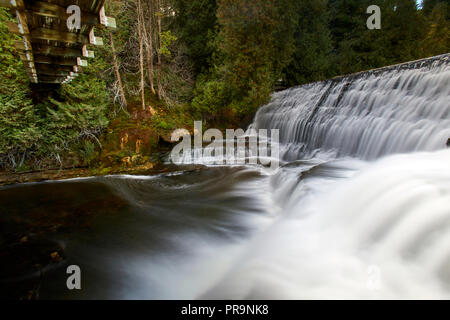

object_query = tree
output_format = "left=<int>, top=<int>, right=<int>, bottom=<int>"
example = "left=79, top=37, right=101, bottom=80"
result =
left=109, top=31, right=127, bottom=107
left=283, top=0, right=333, bottom=86
left=143, top=0, right=156, bottom=95
left=193, top=0, right=297, bottom=124
left=421, top=1, right=450, bottom=57
left=170, top=0, right=218, bottom=74
left=137, top=0, right=146, bottom=110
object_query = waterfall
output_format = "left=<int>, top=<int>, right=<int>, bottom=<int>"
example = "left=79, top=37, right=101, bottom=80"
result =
left=253, top=54, right=450, bottom=161
left=3, top=55, right=448, bottom=299
left=199, top=54, right=450, bottom=299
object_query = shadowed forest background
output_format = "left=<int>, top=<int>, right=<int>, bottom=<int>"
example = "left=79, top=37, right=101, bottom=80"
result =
left=0, top=0, right=448, bottom=172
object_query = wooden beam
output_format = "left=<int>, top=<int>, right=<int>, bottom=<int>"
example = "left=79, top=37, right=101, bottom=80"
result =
left=31, top=28, right=89, bottom=44
left=35, top=63, right=75, bottom=73
left=18, top=44, right=83, bottom=58
left=0, top=0, right=15, bottom=8
left=14, top=35, right=33, bottom=52
left=15, top=9, right=29, bottom=35
left=82, top=45, right=95, bottom=58
left=13, top=40, right=25, bottom=50
left=29, top=1, right=100, bottom=26
left=38, top=75, right=66, bottom=81
left=99, top=6, right=116, bottom=29
left=37, top=70, right=70, bottom=77
left=24, top=67, right=37, bottom=76
left=89, top=27, right=103, bottom=46
left=0, top=0, right=24, bottom=9
left=33, top=54, right=77, bottom=66
left=40, top=79, right=64, bottom=83
left=77, top=57, right=88, bottom=67
left=6, top=21, right=21, bottom=34
left=19, top=52, right=33, bottom=62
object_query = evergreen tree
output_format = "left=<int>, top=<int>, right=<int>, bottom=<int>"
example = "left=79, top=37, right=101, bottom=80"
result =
left=192, top=0, right=297, bottom=123
left=283, top=0, right=333, bottom=86
left=421, top=0, right=449, bottom=56
left=170, top=0, right=218, bottom=74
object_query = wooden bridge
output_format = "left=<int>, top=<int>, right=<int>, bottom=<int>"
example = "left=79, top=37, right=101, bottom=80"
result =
left=0, top=0, right=116, bottom=84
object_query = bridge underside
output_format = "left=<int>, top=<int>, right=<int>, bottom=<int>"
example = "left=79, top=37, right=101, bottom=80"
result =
left=0, top=0, right=116, bottom=84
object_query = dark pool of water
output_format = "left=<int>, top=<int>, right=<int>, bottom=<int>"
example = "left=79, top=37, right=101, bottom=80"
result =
left=0, top=166, right=269, bottom=299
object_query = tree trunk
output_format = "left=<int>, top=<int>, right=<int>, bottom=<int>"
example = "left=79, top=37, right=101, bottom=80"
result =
left=109, top=32, right=127, bottom=108
left=137, top=0, right=145, bottom=110
left=142, top=0, right=156, bottom=95
left=156, top=0, right=162, bottom=100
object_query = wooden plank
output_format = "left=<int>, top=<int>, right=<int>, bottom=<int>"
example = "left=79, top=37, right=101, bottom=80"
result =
left=15, top=9, right=29, bottom=34
left=29, top=1, right=100, bottom=26
left=0, top=0, right=24, bottom=9
left=37, top=70, right=70, bottom=77
left=19, top=35, right=33, bottom=51
left=89, top=27, right=103, bottom=46
left=33, top=54, right=77, bottom=66
left=23, top=45, right=83, bottom=58
left=14, top=40, right=25, bottom=50
left=31, top=28, right=89, bottom=44
left=92, top=0, right=107, bottom=15
left=16, top=0, right=24, bottom=9
left=25, top=68, right=37, bottom=76
left=99, top=6, right=116, bottom=29
left=77, top=57, right=88, bottom=67
left=82, top=45, right=95, bottom=58
left=35, top=63, right=75, bottom=73
left=19, top=52, right=33, bottom=62
left=38, top=75, right=66, bottom=81
left=0, top=0, right=14, bottom=8
left=6, top=21, right=21, bottom=34
left=39, top=80, right=63, bottom=84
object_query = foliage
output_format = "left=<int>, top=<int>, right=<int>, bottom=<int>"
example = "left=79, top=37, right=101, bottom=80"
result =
left=192, top=0, right=297, bottom=125
left=0, top=8, right=112, bottom=169
left=283, top=0, right=333, bottom=86
left=170, top=0, right=218, bottom=73
left=1, top=0, right=449, bottom=171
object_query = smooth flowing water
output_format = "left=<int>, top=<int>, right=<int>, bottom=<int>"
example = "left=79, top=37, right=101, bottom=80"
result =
left=1, top=54, right=449, bottom=299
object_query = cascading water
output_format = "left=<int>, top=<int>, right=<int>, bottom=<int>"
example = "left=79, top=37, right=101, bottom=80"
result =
left=1, top=54, right=449, bottom=299
left=253, top=54, right=450, bottom=160
left=199, top=54, right=450, bottom=299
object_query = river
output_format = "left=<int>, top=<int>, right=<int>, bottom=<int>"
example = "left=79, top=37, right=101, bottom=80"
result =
left=1, top=54, right=449, bottom=299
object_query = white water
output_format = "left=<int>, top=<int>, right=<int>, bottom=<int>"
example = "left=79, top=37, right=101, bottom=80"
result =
left=254, top=54, right=450, bottom=160
left=202, top=150, right=450, bottom=299
left=14, top=55, right=448, bottom=300
left=192, top=55, right=450, bottom=299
